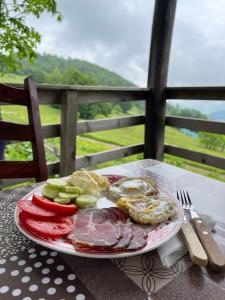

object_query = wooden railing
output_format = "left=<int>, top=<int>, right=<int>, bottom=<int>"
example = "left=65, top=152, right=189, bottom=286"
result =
left=39, top=86, right=147, bottom=176
left=1, top=84, right=225, bottom=188
left=164, top=87, right=225, bottom=170
left=0, top=86, right=148, bottom=187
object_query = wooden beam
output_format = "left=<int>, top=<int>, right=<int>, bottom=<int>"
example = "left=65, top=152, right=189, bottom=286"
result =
left=0, top=83, right=29, bottom=105
left=78, top=115, right=145, bottom=134
left=8, top=84, right=148, bottom=105
left=0, top=161, right=38, bottom=178
left=76, top=144, right=144, bottom=169
left=145, top=0, right=177, bottom=160
left=78, top=89, right=147, bottom=104
left=60, top=91, right=78, bottom=176
left=42, top=124, right=60, bottom=138
left=164, top=144, right=225, bottom=170
left=42, top=115, right=145, bottom=138
left=166, top=87, right=225, bottom=100
left=37, top=89, right=61, bottom=105
left=0, top=161, right=60, bottom=188
left=47, top=162, right=60, bottom=176
left=0, top=121, right=34, bottom=140
left=13, top=83, right=148, bottom=92
left=166, top=116, right=225, bottom=135
left=25, top=77, right=48, bottom=182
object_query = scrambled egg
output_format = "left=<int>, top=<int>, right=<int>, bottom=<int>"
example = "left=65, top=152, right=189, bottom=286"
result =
left=117, top=194, right=176, bottom=225
left=69, top=171, right=109, bottom=197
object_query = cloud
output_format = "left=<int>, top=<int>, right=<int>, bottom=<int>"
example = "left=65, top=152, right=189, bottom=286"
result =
left=168, top=0, right=225, bottom=86
left=27, top=0, right=154, bottom=86
left=27, top=0, right=225, bottom=87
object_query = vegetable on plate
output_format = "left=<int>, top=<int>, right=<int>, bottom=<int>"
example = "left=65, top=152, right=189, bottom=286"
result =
left=19, top=211, right=73, bottom=238
left=32, top=194, right=78, bottom=215
left=18, top=199, right=58, bottom=220
left=75, top=194, right=97, bottom=208
left=46, top=178, right=68, bottom=190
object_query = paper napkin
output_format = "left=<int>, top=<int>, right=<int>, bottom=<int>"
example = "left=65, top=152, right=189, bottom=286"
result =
left=158, top=213, right=216, bottom=267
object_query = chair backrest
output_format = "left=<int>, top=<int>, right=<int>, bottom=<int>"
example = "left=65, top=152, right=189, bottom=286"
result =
left=0, top=76, right=48, bottom=182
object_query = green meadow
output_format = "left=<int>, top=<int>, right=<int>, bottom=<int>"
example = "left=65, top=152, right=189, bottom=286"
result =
left=2, top=102, right=225, bottom=182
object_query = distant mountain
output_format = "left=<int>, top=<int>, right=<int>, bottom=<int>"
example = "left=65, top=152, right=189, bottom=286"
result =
left=208, top=110, right=225, bottom=121
left=170, top=100, right=225, bottom=121
left=171, top=100, right=225, bottom=115
left=15, top=54, right=134, bottom=87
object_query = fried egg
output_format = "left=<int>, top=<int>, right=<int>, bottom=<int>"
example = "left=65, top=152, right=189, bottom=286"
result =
left=117, top=194, right=176, bottom=225
left=108, top=177, right=158, bottom=200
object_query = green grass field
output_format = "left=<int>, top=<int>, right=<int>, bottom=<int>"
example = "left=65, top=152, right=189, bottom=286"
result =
left=2, top=94, right=225, bottom=182
left=0, top=74, right=24, bottom=83
left=1, top=105, right=60, bottom=124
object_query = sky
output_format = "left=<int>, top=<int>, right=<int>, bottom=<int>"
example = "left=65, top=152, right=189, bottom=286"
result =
left=27, top=0, right=225, bottom=88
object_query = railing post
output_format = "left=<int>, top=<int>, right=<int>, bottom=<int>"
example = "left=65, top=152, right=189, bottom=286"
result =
left=0, top=108, right=5, bottom=161
left=144, top=0, right=177, bottom=160
left=60, top=91, right=79, bottom=176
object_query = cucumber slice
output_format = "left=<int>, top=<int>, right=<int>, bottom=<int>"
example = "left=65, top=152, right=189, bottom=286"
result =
left=42, top=185, right=59, bottom=199
left=58, top=192, right=78, bottom=199
left=65, top=185, right=84, bottom=194
left=54, top=197, right=71, bottom=204
left=76, top=194, right=97, bottom=208
left=47, top=179, right=67, bottom=190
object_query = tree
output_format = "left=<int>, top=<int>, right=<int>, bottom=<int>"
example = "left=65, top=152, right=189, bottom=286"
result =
left=79, top=104, right=99, bottom=120
left=30, top=68, right=47, bottom=83
left=46, top=67, right=62, bottom=84
left=166, top=103, right=208, bottom=119
left=0, top=0, right=61, bottom=71
left=119, top=101, right=132, bottom=113
left=61, top=68, right=97, bottom=85
left=199, top=132, right=221, bottom=150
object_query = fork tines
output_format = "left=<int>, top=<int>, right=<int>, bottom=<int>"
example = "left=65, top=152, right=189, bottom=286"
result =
left=177, top=190, right=192, bottom=209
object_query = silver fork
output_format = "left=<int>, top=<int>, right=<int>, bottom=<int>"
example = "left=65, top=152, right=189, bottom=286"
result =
left=178, top=190, right=225, bottom=271
left=177, top=190, right=208, bottom=266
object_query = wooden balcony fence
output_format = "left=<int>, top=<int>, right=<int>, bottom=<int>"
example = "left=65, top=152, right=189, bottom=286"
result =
left=1, top=0, right=225, bottom=187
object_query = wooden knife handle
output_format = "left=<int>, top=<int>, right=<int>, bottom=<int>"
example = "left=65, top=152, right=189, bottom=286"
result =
left=181, top=220, right=208, bottom=266
left=193, top=217, right=225, bottom=271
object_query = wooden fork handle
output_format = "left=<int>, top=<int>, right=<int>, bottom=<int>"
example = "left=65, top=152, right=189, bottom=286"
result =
left=181, top=219, right=208, bottom=266
left=193, top=217, right=225, bottom=271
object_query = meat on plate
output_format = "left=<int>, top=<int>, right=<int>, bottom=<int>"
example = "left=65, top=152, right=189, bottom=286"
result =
left=72, top=207, right=151, bottom=253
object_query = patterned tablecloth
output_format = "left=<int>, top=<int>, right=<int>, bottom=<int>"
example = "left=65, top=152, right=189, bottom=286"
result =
left=1, top=159, right=225, bottom=300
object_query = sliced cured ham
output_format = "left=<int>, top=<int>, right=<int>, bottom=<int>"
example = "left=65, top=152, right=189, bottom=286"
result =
left=72, top=208, right=124, bottom=248
left=112, top=224, right=133, bottom=251
left=72, top=207, right=150, bottom=253
left=126, top=224, right=149, bottom=251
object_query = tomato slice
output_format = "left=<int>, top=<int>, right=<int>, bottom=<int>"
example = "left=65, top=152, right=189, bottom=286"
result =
left=32, top=194, right=78, bottom=216
left=18, top=199, right=58, bottom=220
left=19, top=211, right=73, bottom=239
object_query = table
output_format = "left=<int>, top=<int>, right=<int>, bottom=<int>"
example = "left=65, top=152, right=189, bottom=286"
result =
left=0, top=159, right=225, bottom=300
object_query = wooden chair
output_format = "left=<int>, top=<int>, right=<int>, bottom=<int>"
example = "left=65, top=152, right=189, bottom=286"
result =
left=0, top=76, right=48, bottom=182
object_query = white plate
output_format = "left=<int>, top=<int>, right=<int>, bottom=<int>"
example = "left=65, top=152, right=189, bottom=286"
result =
left=14, top=175, right=183, bottom=258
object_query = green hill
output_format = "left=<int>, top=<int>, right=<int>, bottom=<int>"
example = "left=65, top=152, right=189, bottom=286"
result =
left=14, top=54, right=134, bottom=87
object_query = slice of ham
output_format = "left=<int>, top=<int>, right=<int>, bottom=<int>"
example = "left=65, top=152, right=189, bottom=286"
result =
left=107, top=207, right=128, bottom=223
left=72, top=207, right=150, bottom=253
left=126, top=224, right=149, bottom=251
left=112, top=223, right=133, bottom=251
left=72, top=208, right=126, bottom=248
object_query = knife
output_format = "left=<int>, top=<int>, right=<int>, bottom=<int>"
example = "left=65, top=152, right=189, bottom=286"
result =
left=185, top=191, right=225, bottom=271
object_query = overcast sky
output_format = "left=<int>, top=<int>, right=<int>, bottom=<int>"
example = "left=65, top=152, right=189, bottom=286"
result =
left=27, top=0, right=225, bottom=87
